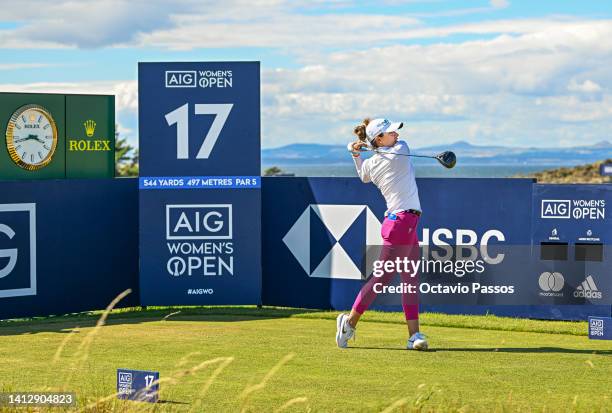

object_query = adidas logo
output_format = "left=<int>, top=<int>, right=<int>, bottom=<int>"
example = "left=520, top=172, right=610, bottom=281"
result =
left=574, top=275, right=602, bottom=299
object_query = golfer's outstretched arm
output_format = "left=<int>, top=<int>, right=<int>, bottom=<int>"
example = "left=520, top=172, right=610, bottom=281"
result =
left=353, top=156, right=371, bottom=183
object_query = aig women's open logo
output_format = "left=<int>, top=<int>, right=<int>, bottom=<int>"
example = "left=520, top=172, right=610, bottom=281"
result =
left=0, top=204, right=36, bottom=298
left=165, top=70, right=233, bottom=88
left=165, top=205, right=234, bottom=278
left=541, top=199, right=606, bottom=219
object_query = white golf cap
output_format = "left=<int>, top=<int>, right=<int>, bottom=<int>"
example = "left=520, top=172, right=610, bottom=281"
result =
left=366, top=118, right=403, bottom=143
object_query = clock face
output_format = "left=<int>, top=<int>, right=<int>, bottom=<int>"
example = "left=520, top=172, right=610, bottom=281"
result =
left=5, top=104, right=58, bottom=171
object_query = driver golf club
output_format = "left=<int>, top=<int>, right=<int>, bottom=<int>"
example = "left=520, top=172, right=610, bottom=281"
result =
left=362, top=148, right=457, bottom=169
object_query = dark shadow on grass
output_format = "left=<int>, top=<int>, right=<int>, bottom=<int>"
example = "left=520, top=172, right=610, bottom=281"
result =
left=435, top=347, right=612, bottom=355
left=351, top=346, right=612, bottom=355
left=349, top=346, right=425, bottom=352
left=0, top=306, right=326, bottom=336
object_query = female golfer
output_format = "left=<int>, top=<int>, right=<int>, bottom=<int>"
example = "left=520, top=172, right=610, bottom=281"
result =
left=336, top=118, right=427, bottom=350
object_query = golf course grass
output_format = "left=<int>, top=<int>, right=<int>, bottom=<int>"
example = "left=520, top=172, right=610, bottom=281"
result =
left=0, top=306, right=610, bottom=412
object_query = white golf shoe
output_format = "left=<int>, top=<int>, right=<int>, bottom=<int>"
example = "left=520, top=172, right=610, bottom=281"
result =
left=335, top=313, right=355, bottom=348
left=407, top=332, right=428, bottom=350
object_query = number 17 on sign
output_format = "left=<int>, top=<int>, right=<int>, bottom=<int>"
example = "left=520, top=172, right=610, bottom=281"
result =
left=165, top=103, right=233, bottom=160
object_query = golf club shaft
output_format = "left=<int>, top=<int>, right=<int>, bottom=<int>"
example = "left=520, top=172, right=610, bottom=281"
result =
left=369, top=150, right=436, bottom=159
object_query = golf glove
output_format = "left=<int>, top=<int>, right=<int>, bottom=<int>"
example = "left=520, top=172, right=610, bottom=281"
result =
left=347, top=142, right=362, bottom=157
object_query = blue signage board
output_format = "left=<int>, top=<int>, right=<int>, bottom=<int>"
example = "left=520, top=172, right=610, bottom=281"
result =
left=588, top=316, right=612, bottom=340
left=261, top=178, right=612, bottom=320
left=139, top=176, right=260, bottom=190
left=138, top=62, right=261, bottom=305
left=600, top=163, right=612, bottom=176
left=262, top=177, right=536, bottom=310
left=0, top=179, right=139, bottom=320
left=531, top=184, right=612, bottom=306
left=139, top=189, right=261, bottom=305
left=117, top=369, right=159, bottom=402
left=138, top=62, right=260, bottom=177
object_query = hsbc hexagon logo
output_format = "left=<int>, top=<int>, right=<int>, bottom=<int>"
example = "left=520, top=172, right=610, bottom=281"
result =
left=282, top=204, right=382, bottom=280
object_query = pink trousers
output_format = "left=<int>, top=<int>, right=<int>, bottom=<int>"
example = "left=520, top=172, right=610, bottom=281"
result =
left=352, top=211, right=420, bottom=320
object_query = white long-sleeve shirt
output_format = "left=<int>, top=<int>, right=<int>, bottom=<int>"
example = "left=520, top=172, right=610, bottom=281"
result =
left=353, top=140, right=421, bottom=214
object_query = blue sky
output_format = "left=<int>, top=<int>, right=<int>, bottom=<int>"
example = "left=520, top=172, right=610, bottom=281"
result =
left=1, top=0, right=611, bottom=149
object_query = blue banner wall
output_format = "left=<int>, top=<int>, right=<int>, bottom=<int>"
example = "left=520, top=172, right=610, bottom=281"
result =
left=0, top=176, right=609, bottom=321
left=138, top=62, right=260, bottom=177
left=138, top=62, right=261, bottom=305
left=522, top=184, right=612, bottom=319
left=139, top=189, right=261, bottom=305
left=262, top=177, right=612, bottom=320
left=262, top=178, right=534, bottom=310
left=262, top=178, right=385, bottom=309
left=0, top=179, right=139, bottom=319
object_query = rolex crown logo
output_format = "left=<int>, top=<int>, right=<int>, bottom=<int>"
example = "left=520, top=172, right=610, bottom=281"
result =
left=84, top=119, right=96, bottom=137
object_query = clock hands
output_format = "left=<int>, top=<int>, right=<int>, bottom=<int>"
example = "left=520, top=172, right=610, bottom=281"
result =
left=14, top=134, right=37, bottom=143
left=14, top=134, right=45, bottom=144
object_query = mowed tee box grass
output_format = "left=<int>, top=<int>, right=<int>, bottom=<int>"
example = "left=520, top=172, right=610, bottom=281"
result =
left=0, top=306, right=610, bottom=412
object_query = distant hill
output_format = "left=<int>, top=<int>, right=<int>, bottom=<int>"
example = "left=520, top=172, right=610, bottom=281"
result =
left=262, top=140, right=612, bottom=166
left=514, top=159, right=612, bottom=183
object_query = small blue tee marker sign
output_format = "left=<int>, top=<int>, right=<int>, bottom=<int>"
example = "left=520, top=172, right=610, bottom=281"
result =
left=588, top=317, right=612, bottom=340
left=117, top=369, right=159, bottom=402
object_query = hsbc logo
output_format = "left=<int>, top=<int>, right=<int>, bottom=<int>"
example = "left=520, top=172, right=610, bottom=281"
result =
left=0, top=204, right=36, bottom=298
left=283, top=205, right=382, bottom=280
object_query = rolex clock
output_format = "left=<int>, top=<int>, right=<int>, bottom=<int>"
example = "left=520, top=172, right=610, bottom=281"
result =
left=5, top=104, right=58, bottom=170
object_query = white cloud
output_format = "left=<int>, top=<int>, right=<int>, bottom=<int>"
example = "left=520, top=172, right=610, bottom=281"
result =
left=0, top=81, right=138, bottom=113
left=264, top=20, right=612, bottom=97
left=535, top=95, right=612, bottom=123
left=2, top=3, right=612, bottom=149
left=0, top=0, right=179, bottom=48
left=257, top=19, right=612, bottom=147
left=115, top=122, right=133, bottom=136
left=567, top=79, right=602, bottom=93
left=135, top=13, right=422, bottom=51
left=490, top=0, right=510, bottom=9
left=0, top=0, right=533, bottom=51
left=0, top=0, right=422, bottom=49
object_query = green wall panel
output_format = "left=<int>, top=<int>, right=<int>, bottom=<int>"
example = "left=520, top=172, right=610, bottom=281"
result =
left=0, top=93, right=66, bottom=179
left=65, top=95, right=115, bottom=178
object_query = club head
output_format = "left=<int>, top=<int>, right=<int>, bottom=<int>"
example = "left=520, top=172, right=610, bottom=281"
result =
left=436, top=151, right=456, bottom=169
